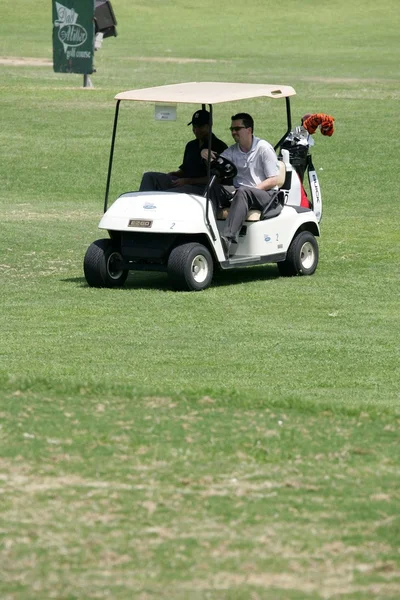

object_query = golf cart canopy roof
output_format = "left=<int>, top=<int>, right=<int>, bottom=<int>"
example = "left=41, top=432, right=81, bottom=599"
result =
left=104, top=82, right=296, bottom=214
left=115, top=82, right=296, bottom=104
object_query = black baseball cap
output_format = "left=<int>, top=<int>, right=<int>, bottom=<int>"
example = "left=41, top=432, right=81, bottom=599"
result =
left=187, top=109, right=211, bottom=126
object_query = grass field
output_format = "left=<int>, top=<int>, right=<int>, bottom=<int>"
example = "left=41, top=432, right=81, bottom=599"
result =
left=1, top=1, right=400, bottom=598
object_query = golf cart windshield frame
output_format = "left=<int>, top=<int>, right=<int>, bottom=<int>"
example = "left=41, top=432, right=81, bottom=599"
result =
left=103, top=82, right=296, bottom=220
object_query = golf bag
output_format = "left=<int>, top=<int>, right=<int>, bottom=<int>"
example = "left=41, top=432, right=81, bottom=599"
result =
left=279, top=125, right=310, bottom=183
left=279, top=134, right=322, bottom=221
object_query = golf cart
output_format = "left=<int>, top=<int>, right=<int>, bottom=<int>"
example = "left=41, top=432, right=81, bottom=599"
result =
left=84, top=82, right=321, bottom=291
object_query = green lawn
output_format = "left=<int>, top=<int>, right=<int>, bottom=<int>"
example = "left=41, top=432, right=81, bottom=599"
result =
left=1, top=1, right=399, bottom=598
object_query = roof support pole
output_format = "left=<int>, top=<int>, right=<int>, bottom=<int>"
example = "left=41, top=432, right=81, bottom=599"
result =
left=104, top=100, right=121, bottom=213
left=205, top=104, right=217, bottom=241
left=274, top=97, right=292, bottom=151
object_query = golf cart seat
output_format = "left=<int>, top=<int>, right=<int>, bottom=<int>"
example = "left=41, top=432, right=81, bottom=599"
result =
left=217, top=160, right=287, bottom=221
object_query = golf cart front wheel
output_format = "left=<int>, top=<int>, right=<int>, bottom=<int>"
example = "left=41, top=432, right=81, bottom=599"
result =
left=278, top=231, right=319, bottom=277
left=84, top=238, right=128, bottom=288
left=167, top=243, right=214, bottom=291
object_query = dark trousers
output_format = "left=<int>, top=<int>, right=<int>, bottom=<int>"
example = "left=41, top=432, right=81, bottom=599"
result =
left=139, top=172, right=205, bottom=195
left=222, top=186, right=277, bottom=241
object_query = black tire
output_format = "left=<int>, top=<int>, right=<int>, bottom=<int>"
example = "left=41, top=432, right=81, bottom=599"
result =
left=84, top=239, right=128, bottom=288
left=167, top=243, right=214, bottom=291
left=277, top=231, right=319, bottom=277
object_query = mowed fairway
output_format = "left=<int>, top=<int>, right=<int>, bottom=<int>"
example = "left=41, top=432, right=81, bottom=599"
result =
left=1, top=1, right=399, bottom=598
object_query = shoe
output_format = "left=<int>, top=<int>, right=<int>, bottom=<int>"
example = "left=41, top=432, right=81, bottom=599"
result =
left=220, top=236, right=238, bottom=257
left=220, top=235, right=231, bottom=258
left=229, top=239, right=238, bottom=256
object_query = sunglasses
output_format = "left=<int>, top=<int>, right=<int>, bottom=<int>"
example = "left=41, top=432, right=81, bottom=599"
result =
left=229, top=126, right=247, bottom=132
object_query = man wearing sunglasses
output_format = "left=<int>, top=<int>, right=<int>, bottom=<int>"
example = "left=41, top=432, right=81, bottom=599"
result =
left=139, top=109, right=227, bottom=195
left=209, top=112, right=281, bottom=256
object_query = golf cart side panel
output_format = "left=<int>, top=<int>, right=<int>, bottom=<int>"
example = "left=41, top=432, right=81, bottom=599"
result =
left=217, top=206, right=319, bottom=258
left=275, top=208, right=320, bottom=246
left=225, top=213, right=294, bottom=257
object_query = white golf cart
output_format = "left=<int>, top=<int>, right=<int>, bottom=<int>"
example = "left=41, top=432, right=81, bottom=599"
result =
left=84, top=82, right=322, bottom=291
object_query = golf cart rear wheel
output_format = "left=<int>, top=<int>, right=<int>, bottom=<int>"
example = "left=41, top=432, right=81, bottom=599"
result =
left=168, top=243, right=214, bottom=291
left=278, top=231, right=319, bottom=277
left=84, top=238, right=128, bottom=288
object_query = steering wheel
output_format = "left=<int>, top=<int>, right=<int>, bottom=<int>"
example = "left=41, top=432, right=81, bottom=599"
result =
left=210, top=155, right=237, bottom=180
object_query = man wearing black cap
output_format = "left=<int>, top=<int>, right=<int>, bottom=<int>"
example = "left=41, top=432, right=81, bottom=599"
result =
left=139, top=109, right=227, bottom=194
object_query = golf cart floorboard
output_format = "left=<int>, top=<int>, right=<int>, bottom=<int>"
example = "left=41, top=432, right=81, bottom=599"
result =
left=221, top=252, right=286, bottom=269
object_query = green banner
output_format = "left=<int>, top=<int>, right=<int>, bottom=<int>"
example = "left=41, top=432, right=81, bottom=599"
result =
left=52, top=0, right=95, bottom=74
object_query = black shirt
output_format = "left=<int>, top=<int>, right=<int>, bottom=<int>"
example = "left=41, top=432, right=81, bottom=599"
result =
left=179, top=133, right=228, bottom=178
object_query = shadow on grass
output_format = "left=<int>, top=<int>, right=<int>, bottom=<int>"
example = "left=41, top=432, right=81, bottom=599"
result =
left=62, top=265, right=281, bottom=291
left=213, top=264, right=280, bottom=287
left=62, top=273, right=170, bottom=291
